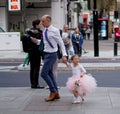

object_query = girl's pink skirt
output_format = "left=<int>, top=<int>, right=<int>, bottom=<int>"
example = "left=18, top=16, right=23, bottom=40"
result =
left=66, top=74, right=97, bottom=95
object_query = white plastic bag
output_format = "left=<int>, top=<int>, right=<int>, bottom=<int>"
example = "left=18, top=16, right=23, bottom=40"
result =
left=69, top=45, right=74, bottom=56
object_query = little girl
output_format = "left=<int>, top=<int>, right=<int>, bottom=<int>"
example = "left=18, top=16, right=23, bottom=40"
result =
left=66, top=54, right=97, bottom=104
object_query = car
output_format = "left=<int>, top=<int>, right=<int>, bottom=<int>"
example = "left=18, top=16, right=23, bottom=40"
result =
left=0, top=27, right=5, bottom=32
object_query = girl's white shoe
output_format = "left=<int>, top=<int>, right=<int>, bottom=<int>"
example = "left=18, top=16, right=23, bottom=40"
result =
left=72, top=96, right=81, bottom=104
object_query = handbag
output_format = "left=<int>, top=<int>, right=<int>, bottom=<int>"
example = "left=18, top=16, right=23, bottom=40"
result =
left=39, top=38, right=44, bottom=52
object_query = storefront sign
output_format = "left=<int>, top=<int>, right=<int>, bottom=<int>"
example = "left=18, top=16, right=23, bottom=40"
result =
left=83, top=14, right=88, bottom=19
left=25, top=0, right=47, bottom=2
left=8, top=0, right=21, bottom=11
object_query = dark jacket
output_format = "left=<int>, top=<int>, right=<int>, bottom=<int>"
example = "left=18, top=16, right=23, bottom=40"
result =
left=26, top=28, right=43, bottom=51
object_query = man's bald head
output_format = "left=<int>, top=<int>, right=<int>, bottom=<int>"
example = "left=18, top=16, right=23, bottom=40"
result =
left=41, top=15, right=52, bottom=28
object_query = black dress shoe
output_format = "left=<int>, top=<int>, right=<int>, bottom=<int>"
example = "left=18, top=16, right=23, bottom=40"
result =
left=31, top=85, right=45, bottom=89
left=38, top=86, right=45, bottom=89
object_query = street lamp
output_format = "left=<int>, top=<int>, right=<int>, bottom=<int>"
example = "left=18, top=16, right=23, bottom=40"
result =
left=93, top=0, right=99, bottom=56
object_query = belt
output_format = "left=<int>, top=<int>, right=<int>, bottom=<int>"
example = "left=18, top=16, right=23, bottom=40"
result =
left=44, top=52, right=57, bottom=54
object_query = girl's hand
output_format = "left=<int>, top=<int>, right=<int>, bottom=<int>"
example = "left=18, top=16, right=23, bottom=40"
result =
left=81, top=72, right=87, bottom=76
left=80, top=75, right=83, bottom=78
left=80, top=72, right=86, bottom=78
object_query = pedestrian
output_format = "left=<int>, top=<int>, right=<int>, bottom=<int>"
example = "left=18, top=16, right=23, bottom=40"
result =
left=86, top=26, right=91, bottom=40
left=66, top=54, right=97, bottom=104
left=89, top=22, right=93, bottom=31
left=71, top=27, right=83, bottom=56
left=27, top=19, right=44, bottom=89
left=41, top=15, right=67, bottom=102
left=22, top=53, right=29, bottom=67
left=81, top=27, right=86, bottom=40
left=61, top=24, right=71, bottom=59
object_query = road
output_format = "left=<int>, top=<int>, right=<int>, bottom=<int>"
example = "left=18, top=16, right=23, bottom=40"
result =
left=0, top=70, right=120, bottom=88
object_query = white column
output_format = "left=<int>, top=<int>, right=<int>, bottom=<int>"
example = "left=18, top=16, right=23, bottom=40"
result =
left=0, top=7, right=7, bottom=31
left=51, top=0, right=65, bottom=29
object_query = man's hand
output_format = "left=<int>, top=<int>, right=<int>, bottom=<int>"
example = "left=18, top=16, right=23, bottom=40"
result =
left=31, top=37, right=38, bottom=44
left=62, top=56, right=67, bottom=64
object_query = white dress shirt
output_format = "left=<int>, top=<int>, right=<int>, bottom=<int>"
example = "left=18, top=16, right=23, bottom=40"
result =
left=43, top=25, right=67, bottom=56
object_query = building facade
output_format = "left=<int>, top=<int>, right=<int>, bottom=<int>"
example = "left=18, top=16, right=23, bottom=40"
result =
left=0, top=0, right=90, bottom=32
left=0, top=0, right=68, bottom=32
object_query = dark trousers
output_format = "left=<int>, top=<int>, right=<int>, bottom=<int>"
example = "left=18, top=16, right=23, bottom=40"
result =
left=73, top=43, right=82, bottom=56
left=65, top=44, right=70, bottom=59
left=29, top=50, right=41, bottom=87
left=83, top=33, right=86, bottom=40
left=41, top=52, right=57, bottom=93
left=87, top=33, right=90, bottom=40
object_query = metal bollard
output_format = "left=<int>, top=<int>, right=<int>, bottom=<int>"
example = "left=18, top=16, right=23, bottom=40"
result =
left=114, top=42, right=118, bottom=56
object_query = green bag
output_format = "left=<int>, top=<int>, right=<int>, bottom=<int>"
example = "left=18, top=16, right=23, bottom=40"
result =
left=39, top=38, right=44, bottom=52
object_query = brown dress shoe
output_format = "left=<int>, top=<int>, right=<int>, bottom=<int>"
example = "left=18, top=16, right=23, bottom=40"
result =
left=55, top=93, right=60, bottom=99
left=45, top=92, right=57, bottom=102
left=49, top=92, right=60, bottom=99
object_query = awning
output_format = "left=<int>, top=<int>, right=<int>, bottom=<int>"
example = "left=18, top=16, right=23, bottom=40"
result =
left=83, top=14, right=88, bottom=19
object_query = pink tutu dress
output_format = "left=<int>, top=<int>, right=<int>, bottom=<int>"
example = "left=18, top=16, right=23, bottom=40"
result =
left=66, top=63, right=97, bottom=96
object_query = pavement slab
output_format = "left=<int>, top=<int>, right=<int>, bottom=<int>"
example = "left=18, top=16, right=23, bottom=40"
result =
left=0, top=87, right=120, bottom=114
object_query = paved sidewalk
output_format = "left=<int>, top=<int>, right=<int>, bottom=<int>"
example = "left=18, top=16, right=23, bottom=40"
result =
left=0, top=38, right=120, bottom=60
left=17, top=61, right=120, bottom=71
left=0, top=87, right=120, bottom=114
left=0, top=38, right=120, bottom=113
left=0, top=39, right=120, bottom=60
